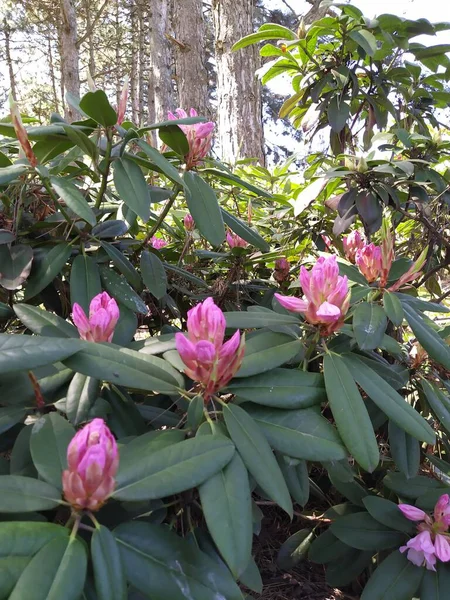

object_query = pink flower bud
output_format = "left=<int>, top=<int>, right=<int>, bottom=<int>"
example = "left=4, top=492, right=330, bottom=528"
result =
left=343, top=231, right=364, bottom=263
left=167, top=107, right=214, bottom=170
left=9, top=94, right=37, bottom=168
left=72, top=292, right=119, bottom=343
left=150, top=236, right=168, bottom=250
left=186, top=297, right=226, bottom=349
left=274, top=257, right=290, bottom=283
left=398, top=504, right=427, bottom=522
left=355, top=243, right=382, bottom=283
left=184, top=213, right=195, bottom=231
left=226, top=231, right=248, bottom=249
left=62, top=418, right=118, bottom=511
left=275, top=255, right=350, bottom=335
left=117, top=76, right=129, bottom=125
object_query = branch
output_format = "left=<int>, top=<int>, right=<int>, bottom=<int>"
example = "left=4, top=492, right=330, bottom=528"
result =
left=280, top=0, right=298, bottom=17
left=76, top=0, right=110, bottom=47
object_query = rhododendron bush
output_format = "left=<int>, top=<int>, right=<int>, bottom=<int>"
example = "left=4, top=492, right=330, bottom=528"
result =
left=1, top=6, right=450, bottom=600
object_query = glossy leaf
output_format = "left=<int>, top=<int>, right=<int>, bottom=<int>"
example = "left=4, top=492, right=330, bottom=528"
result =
left=330, top=512, right=406, bottom=551
left=101, top=242, right=142, bottom=290
left=66, top=373, right=99, bottom=425
left=113, top=158, right=151, bottom=221
left=236, top=332, right=302, bottom=378
left=221, top=208, right=270, bottom=252
left=100, top=266, right=147, bottom=314
left=140, top=251, right=167, bottom=300
left=158, top=124, right=189, bottom=156
left=24, top=244, right=72, bottom=301
left=383, top=291, right=404, bottom=326
left=79, top=90, right=117, bottom=127
left=0, top=475, right=61, bottom=512
left=402, top=303, right=450, bottom=371
left=50, top=176, right=96, bottom=226
left=349, top=29, right=378, bottom=56
left=137, top=140, right=184, bottom=185
left=353, top=302, right=387, bottom=350
left=30, top=413, right=74, bottom=488
left=388, top=420, right=420, bottom=479
left=13, top=304, right=78, bottom=338
left=0, top=334, right=82, bottom=374
left=360, top=550, right=424, bottom=600
left=70, top=254, right=102, bottom=314
left=91, top=526, right=127, bottom=600
left=0, top=244, right=33, bottom=290
left=184, top=171, right=225, bottom=247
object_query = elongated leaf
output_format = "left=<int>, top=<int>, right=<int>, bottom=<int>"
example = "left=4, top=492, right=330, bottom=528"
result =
left=92, top=220, right=128, bottom=239
left=342, top=354, right=435, bottom=444
left=402, top=303, right=450, bottom=370
left=24, top=244, right=72, bottom=300
left=70, top=254, right=102, bottom=314
left=100, top=266, right=147, bottom=314
left=199, top=452, right=252, bottom=577
left=388, top=421, right=420, bottom=479
left=0, top=164, right=27, bottom=185
left=115, top=522, right=244, bottom=600
left=30, top=413, right=74, bottom=488
left=327, top=97, right=350, bottom=133
left=353, top=303, right=387, bottom=350
left=13, top=304, right=78, bottom=338
left=231, top=25, right=296, bottom=51
left=184, top=171, right=225, bottom=247
left=349, top=29, right=378, bottom=56
left=9, top=535, right=87, bottom=600
left=245, top=404, right=347, bottom=462
left=420, top=563, right=450, bottom=600
left=66, top=373, right=99, bottom=425
left=63, top=340, right=183, bottom=393
left=79, top=91, right=117, bottom=127
left=91, top=526, right=127, bottom=600
left=50, top=176, right=96, bottom=226
left=101, top=242, right=141, bottom=290
left=223, top=403, right=292, bottom=516
left=383, top=291, right=404, bottom=326
left=137, top=140, right=184, bottom=185
left=0, top=475, right=61, bottom=512
left=331, top=512, right=406, bottom=551
left=0, top=334, right=81, bottom=374
left=62, top=125, right=98, bottom=159
left=0, top=244, right=33, bottom=290
left=277, top=529, right=313, bottom=570
left=0, top=406, right=27, bottom=435
left=113, top=158, right=151, bottom=221
left=225, top=310, right=299, bottom=328
left=236, top=332, right=302, bottom=378
left=113, top=435, right=235, bottom=501
left=140, top=251, right=167, bottom=300
left=158, top=124, right=189, bottom=156
left=0, top=363, right=72, bottom=407
left=323, top=353, right=379, bottom=472
left=422, top=380, right=450, bottom=436
left=201, top=168, right=272, bottom=198
left=308, top=530, right=351, bottom=564
left=221, top=208, right=269, bottom=252
left=361, top=550, right=424, bottom=600
left=278, top=457, right=310, bottom=506
left=0, top=522, right=69, bottom=558
left=383, top=471, right=444, bottom=500
left=362, top=496, right=415, bottom=534
left=325, top=547, right=373, bottom=587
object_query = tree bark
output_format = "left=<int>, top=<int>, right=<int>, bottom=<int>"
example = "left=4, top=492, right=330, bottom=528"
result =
left=172, top=0, right=209, bottom=117
left=212, top=0, right=265, bottom=165
left=137, top=1, right=146, bottom=123
left=4, top=21, right=17, bottom=100
left=130, top=1, right=139, bottom=123
left=47, top=26, right=60, bottom=113
left=59, top=0, right=80, bottom=121
left=147, top=0, right=173, bottom=126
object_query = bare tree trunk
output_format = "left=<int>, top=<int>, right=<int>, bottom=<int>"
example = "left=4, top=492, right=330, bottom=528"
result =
left=212, top=0, right=265, bottom=165
left=130, top=2, right=139, bottom=123
left=47, top=28, right=60, bottom=113
left=4, top=21, right=17, bottom=100
left=147, top=0, right=173, bottom=125
left=137, top=1, right=145, bottom=122
left=60, top=0, right=80, bottom=121
left=115, top=0, right=121, bottom=107
left=84, top=0, right=96, bottom=79
left=172, top=0, right=209, bottom=117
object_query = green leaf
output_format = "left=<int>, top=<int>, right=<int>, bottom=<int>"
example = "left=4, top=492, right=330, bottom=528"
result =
left=325, top=547, right=373, bottom=587
left=199, top=452, right=252, bottom=577
left=0, top=364, right=72, bottom=407
left=383, top=291, right=404, bottom=326
left=308, top=529, right=350, bottom=564
left=79, top=91, right=117, bottom=127
left=245, top=404, right=347, bottom=462
left=225, top=310, right=299, bottom=328
left=62, top=125, right=98, bottom=160
left=0, top=229, right=15, bottom=244
left=101, top=242, right=142, bottom=290
left=201, top=168, right=272, bottom=198
left=327, top=97, right=350, bottom=133
left=353, top=302, right=387, bottom=350
left=0, top=406, right=27, bottom=434
left=158, top=124, right=189, bottom=156
left=226, top=368, right=325, bottom=408
left=388, top=421, right=420, bottom=479
left=91, top=526, right=127, bottom=600
left=403, top=303, right=450, bottom=371
left=362, top=496, right=415, bottom=534
left=63, top=340, right=183, bottom=393
left=184, top=171, right=225, bottom=247
left=330, top=512, right=406, bottom=551
left=383, top=472, right=443, bottom=499
left=100, top=265, right=147, bottom=314
left=136, top=140, right=184, bottom=185
left=221, top=208, right=269, bottom=252
left=0, top=164, right=27, bottom=185
left=187, top=395, right=204, bottom=430
left=115, top=522, right=244, bottom=600
left=236, top=332, right=302, bottom=378
left=113, top=158, right=151, bottom=222
left=238, top=556, right=262, bottom=593
left=349, top=29, right=378, bottom=56
left=70, top=254, right=102, bottom=314
left=66, top=373, right=99, bottom=425
left=24, top=244, right=72, bottom=301
left=140, top=251, right=167, bottom=300
left=422, top=380, right=450, bottom=437
left=231, top=25, right=296, bottom=51
left=0, top=244, right=33, bottom=290
left=30, top=413, right=74, bottom=488
left=13, top=304, right=78, bottom=338
left=323, top=353, right=379, bottom=472
left=420, top=563, right=450, bottom=600
left=0, top=334, right=82, bottom=374
left=113, top=435, right=235, bottom=501
left=0, top=475, right=61, bottom=512
left=0, top=522, right=69, bottom=557
left=360, top=550, right=424, bottom=600
left=277, top=529, right=314, bottom=570
left=9, top=535, right=87, bottom=600
left=341, top=354, right=435, bottom=444
left=223, top=403, right=292, bottom=517
left=278, top=457, right=310, bottom=506
left=50, top=176, right=96, bottom=226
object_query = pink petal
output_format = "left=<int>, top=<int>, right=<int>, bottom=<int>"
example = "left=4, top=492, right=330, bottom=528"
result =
left=315, top=301, right=341, bottom=323
left=434, top=534, right=450, bottom=562
left=274, top=293, right=308, bottom=313
left=175, top=333, right=197, bottom=362
left=398, top=504, right=427, bottom=522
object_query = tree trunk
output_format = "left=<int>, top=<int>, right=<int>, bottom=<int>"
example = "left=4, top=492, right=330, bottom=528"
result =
left=60, top=0, right=80, bottom=121
left=47, top=27, right=60, bottom=113
left=212, top=0, right=265, bottom=165
left=130, top=1, right=139, bottom=123
left=137, top=1, right=146, bottom=123
left=84, top=0, right=96, bottom=80
left=147, top=0, right=173, bottom=126
left=115, top=0, right=121, bottom=107
left=4, top=21, right=17, bottom=100
left=172, top=0, right=209, bottom=117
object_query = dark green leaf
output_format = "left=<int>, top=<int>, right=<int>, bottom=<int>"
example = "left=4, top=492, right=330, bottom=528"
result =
left=101, top=242, right=142, bottom=290
left=137, top=140, right=184, bottom=185
left=140, top=251, right=167, bottom=300
left=349, top=29, right=378, bottom=56
left=327, top=97, right=350, bottom=133
left=221, top=208, right=269, bottom=252
left=113, top=158, right=151, bottom=221
left=383, top=471, right=443, bottom=499
left=79, top=91, right=117, bottom=127
left=91, top=526, right=127, bottom=600
left=277, top=529, right=313, bottom=570
left=325, top=547, right=373, bottom=587
left=0, top=334, right=81, bottom=374
left=24, top=244, right=72, bottom=301
left=0, top=164, right=28, bottom=185
left=0, top=475, right=61, bottom=512
left=66, top=373, right=99, bottom=425
left=62, top=125, right=98, bottom=160
left=330, top=512, right=406, bottom=551
left=236, top=332, right=302, bottom=378
left=278, top=456, right=310, bottom=506
left=184, top=171, right=225, bottom=247
left=30, top=413, right=74, bottom=488
left=0, top=407, right=27, bottom=435
left=50, top=176, right=96, bottom=226
left=362, top=496, right=415, bottom=534
left=308, top=529, right=351, bottom=564
left=353, top=302, right=387, bottom=350
left=0, top=244, right=33, bottom=290
left=225, top=310, right=299, bottom=329
left=420, top=562, right=450, bottom=600
left=13, top=304, right=78, bottom=338
left=402, top=303, right=450, bottom=370
left=388, top=421, right=420, bottom=479
left=70, top=255, right=102, bottom=314
left=100, top=265, right=147, bottom=314
left=360, top=550, right=424, bottom=600
left=158, top=125, right=189, bottom=156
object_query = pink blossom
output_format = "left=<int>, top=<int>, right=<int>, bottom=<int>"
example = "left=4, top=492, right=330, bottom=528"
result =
left=274, top=257, right=290, bottom=284
left=9, top=94, right=37, bottom=168
left=184, top=213, right=195, bottom=232
left=355, top=243, right=382, bottom=283
left=226, top=231, right=248, bottom=249
left=175, top=298, right=245, bottom=400
left=72, top=292, right=119, bottom=343
left=117, top=76, right=129, bottom=125
left=399, top=495, right=450, bottom=571
left=62, top=418, right=118, bottom=511
left=150, top=236, right=168, bottom=250
left=275, top=255, right=350, bottom=335
left=167, top=108, right=214, bottom=169
left=343, top=231, right=364, bottom=263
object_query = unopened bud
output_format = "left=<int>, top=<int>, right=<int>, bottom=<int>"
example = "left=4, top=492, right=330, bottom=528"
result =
left=297, top=19, right=306, bottom=39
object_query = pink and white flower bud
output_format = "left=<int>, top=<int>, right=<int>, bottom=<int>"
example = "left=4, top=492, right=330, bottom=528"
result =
left=167, top=108, right=214, bottom=170
left=9, top=94, right=37, bottom=168
left=355, top=243, right=382, bottom=283
left=226, top=231, right=248, bottom=249
left=343, top=230, right=364, bottom=263
left=62, top=418, right=118, bottom=511
left=274, top=257, right=290, bottom=283
left=117, top=76, right=129, bottom=125
left=275, top=255, right=350, bottom=335
left=184, top=213, right=195, bottom=231
left=72, top=292, right=119, bottom=343
left=175, top=298, right=245, bottom=400
left=150, top=236, right=168, bottom=250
